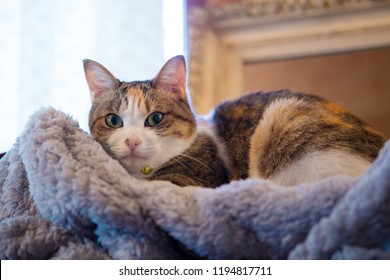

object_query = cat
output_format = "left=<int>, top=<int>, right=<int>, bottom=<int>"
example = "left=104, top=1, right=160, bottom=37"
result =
left=84, top=55, right=385, bottom=187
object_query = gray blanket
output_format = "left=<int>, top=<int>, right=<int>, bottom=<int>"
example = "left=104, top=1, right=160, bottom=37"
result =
left=0, top=108, right=389, bottom=259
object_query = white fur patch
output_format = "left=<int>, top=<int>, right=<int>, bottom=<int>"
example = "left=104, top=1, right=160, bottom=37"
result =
left=269, top=149, right=371, bottom=186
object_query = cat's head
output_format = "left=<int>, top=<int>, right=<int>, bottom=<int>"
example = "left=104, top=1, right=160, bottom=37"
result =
left=83, top=55, right=196, bottom=178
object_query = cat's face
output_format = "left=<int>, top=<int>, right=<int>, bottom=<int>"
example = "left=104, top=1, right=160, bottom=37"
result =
left=84, top=56, right=196, bottom=177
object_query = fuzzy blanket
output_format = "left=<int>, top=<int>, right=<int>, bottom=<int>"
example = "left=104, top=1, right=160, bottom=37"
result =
left=0, top=108, right=390, bottom=260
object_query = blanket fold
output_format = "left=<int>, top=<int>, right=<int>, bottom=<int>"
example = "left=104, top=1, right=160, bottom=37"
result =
left=0, top=108, right=389, bottom=259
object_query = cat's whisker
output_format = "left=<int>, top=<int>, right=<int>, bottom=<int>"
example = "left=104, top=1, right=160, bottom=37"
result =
left=180, top=153, right=215, bottom=173
left=196, top=148, right=219, bottom=156
left=170, top=157, right=193, bottom=174
left=197, top=146, right=218, bottom=152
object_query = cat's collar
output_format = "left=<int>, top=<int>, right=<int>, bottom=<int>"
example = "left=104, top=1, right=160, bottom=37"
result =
left=140, top=165, right=153, bottom=175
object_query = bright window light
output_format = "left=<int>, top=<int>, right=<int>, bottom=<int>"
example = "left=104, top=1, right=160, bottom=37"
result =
left=163, top=0, right=184, bottom=59
left=0, top=0, right=170, bottom=152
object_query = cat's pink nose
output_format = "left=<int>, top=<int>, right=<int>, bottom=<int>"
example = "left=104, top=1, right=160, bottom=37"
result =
left=125, top=138, right=141, bottom=153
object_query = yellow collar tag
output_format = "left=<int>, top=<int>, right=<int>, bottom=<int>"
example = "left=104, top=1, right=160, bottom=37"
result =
left=140, top=165, right=153, bottom=175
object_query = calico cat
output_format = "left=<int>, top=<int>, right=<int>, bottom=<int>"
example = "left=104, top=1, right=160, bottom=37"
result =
left=84, top=55, right=385, bottom=187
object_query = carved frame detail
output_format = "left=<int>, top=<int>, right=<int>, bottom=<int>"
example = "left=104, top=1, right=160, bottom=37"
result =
left=188, top=0, right=390, bottom=114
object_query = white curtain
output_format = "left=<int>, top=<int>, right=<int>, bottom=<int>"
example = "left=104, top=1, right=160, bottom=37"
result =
left=0, top=0, right=184, bottom=152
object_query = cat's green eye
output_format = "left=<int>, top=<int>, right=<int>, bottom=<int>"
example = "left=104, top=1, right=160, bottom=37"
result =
left=105, top=113, right=123, bottom=128
left=145, top=112, right=164, bottom=127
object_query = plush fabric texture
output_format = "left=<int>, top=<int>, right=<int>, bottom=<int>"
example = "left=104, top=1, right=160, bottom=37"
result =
left=0, top=108, right=389, bottom=260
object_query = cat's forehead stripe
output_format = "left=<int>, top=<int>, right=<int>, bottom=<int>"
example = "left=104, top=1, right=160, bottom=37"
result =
left=124, top=86, right=149, bottom=114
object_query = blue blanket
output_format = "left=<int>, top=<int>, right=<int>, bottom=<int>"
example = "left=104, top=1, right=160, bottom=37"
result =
left=0, top=108, right=389, bottom=259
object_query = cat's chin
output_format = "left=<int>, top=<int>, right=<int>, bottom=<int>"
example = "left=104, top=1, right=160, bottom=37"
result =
left=119, top=157, right=149, bottom=174
left=126, top=169, right=148, bottom=179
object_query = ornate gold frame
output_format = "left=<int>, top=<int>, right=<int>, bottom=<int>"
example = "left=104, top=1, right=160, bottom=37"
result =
left=188, top=0, right=390, bottom=114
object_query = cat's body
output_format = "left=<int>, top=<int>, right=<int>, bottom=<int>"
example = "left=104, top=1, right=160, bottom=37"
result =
left=148, top=131, right=229, bottom=187
left=84, top=55, right=385, bottom=187
left=211, top=90, right=384, bottom=185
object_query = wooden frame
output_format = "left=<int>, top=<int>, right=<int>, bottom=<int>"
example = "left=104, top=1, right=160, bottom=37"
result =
left=188, top=0, right=390, bottom=114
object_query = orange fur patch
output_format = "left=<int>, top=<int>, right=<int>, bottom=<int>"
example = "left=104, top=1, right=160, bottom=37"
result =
left=230, top=107, right=246, bottom=119
left=363, top=124, right=385, bottom=137
left=323, top=102, right=350, bottom=114
left=323, top=115, right=354, bottom=130
left=127, top=87, right=148, bottom=114
left=249, top=97, right=307, bottom=178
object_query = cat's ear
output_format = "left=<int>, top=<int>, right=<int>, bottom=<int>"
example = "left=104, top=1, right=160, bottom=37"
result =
left=153, top=55, right=187, bottom=99
left=83, top=59, right=119, bottom=103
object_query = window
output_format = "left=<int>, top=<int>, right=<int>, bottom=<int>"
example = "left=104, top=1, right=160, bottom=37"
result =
left=0, top=0, right=184, bottom=152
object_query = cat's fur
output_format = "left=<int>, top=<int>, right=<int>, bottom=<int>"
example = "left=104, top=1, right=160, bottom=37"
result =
left=84, top=55, right=385, bottom=187
left=212, top=91, right=384, bottom=185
